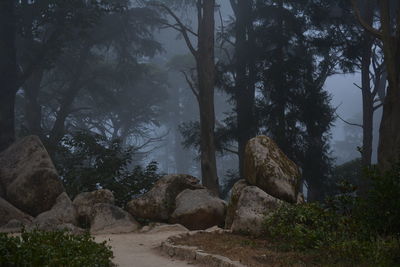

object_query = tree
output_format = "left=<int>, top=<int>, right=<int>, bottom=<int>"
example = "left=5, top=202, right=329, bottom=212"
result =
left=352, top=0, right=400, bottom=172
left=230, top=0, right=257, bottom=177
left=0, top=0, right=18, bottom=151
left=153, top=0, right=220, bottom=195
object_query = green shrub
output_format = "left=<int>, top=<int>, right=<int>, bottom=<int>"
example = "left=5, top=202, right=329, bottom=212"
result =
left=54, top=131, right=161, bottom=207
left=263, top=162, right=400, bottom=266
left=0, top=230, right=114, bottom=267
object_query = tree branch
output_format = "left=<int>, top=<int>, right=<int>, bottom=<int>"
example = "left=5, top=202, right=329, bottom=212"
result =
left=351, top=0, right=383, bottom=39
left=150, top=3, right=198, bottom=57
left=181, top=70, right=199, bottom=101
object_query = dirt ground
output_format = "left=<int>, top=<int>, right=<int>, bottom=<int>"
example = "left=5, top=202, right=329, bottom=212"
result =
left=172, top=232, right=322, bottom=267
left=94, top=225, right=194, bottom=267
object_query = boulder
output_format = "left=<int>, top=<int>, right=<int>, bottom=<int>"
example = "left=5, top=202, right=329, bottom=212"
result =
left=73, top=189, right=114, bottom=228
left=0, top=219, right=30, bottom=233
left=244, top=135, right=300, bottom=203
left=231, top=186, right=282, bottom=236
left=0, top=136, right=65, bottom=216
left=89, top=203, right=140, bottom=234
left=225, top=179, right=248, bottom=229
left=170, top=189, right=227, bottom=230
left=0, top=197, right=33, bottom=226
left=127, top=174, right=204, bottom=221
left=31, top=192, right=78, bottom=230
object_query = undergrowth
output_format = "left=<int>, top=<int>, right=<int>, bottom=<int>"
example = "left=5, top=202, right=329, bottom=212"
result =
left=263, top=163, right=400, bottom=266
left=0, top=229, right=114, bottom=267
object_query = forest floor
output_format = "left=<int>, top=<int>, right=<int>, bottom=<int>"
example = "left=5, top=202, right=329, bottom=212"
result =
left=173, top=232, right=327, bottom=267
left=94, top=225, right=193, bottom=267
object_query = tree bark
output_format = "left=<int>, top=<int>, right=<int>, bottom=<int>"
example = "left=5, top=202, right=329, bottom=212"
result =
left=234, top=0, right=257, bottom=178
left=197, top=0, right=219, bottom=195
left=24, top=68, right=45, bottom=138
left=377, top=1, right=400, bottom=172
left=0, top=0, right=18, bottom=151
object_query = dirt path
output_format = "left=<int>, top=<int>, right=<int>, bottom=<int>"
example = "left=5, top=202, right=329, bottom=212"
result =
left=94, top=225, right=193, bottom=267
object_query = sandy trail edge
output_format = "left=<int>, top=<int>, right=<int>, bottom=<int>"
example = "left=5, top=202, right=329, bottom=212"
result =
left=94, top=229, right=193, bottom=267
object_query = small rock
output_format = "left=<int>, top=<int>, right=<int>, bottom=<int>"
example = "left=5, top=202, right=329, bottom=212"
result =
left=73, top=189, right=115, bottom=228
left=231, top=186, right=282, bottom=236
left=225, top=179, right=248, bottom=229
left=0, top=197, right=33, bottom=226
left=170, top=189, right=227, bottom=230
left=31, top=192, right=78, bottom=230
left=90, top=203, right=140, bottom=234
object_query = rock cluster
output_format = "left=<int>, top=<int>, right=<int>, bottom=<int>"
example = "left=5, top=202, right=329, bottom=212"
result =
left=226, top=135, right=303, bottom=235
left=127, top=174, right=227, bottom=230
left=0, top=136, right=140, bottom=235
left=0, top=134, right=301, bottom=237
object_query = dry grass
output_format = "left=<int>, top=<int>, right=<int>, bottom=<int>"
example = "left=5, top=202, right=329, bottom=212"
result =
left=172, top=232, right=327, bottom=267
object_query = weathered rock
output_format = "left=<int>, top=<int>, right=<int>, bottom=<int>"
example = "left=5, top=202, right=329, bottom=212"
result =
left=244, top=135, right=300, bottom=203
left=231, top=186, right=282, bottom=236
left=127, top=174, right=204, bottom=221
left=89, top=203, right=140, bottom=234
left=31, top=192, right=78, bottom=230
left=0, top=197, right=33, bottom=226
left=0, top=219, right=30, bottom=233
left=297, top=192, right=305, bottom=204
left=0, top=136, right=65, bottom=216
left=225, top=179, right=248, bottom=229
left=170, top=189, right=227, bottom=230
left=73, top=189, right=114, bottom=228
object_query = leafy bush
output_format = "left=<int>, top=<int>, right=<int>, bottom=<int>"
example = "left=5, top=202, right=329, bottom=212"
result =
left=359, top=163, right=400, bottom=236
left=55, top=131, right=161, bottom=207
left=0, top=230, right=113, bottom=267
left=263, top=162, right=400, bottom=266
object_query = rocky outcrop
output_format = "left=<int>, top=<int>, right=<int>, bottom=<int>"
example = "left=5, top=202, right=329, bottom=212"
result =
left=231, top=186, right=282, bottom=236
left=127, top=174, right=204, bottom=221
left=225, top=179, right=248, bottom=229
left=0, top=136, right=65, bottom=216
left=244, top=135, right=300, bottom=203
left=31, top=192, right=78, bottom=231
left=89, top=203, right=140, bottom=234
left=73, top=189, right=115, bottom=228
left=0, top=219, right=30, bottom=233
left=0, top=197, right=32, bottom=226
left=170, top=189, right=227, bottom=230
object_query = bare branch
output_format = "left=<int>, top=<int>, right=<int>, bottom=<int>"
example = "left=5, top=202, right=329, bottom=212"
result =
left=180, top=70, right=199, bottom=101
left=335, top=111, right=363, bottom=128
left=150, top=3, right=198, bottom=57
left=351, top=0, right=383, bottom=39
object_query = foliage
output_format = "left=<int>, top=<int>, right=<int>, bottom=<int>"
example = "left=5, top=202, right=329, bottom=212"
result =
left=0, top=229, right=113, bottom=267
left=55, top=131, right=161, bottom=207
left=263, top=162, right=400, bottom=266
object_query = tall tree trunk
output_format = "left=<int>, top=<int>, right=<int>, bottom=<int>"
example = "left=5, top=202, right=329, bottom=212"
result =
left=197, top=0, right=219, bottom=195
left=360, top=1, right=374, bottom=169
left=0, top=0, right=18, bottom=151
left=377, top=1, right=400, bottom=172
left=234, top=0, right=257, bottom=178
left=24, top=68, right=45, bottom=138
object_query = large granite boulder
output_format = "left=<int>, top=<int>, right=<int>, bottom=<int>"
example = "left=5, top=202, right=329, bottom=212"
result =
left=31, top=192, right=78, bottom=231
left=231, top=186, right=282, bottom=236
left=244, top=136, right=300, bottom=203
left=0, top=197, right=33, bottom=226
left=127, top=174, right=204, bottom=221
left=0, top=136, right=65, bottom=216
left=225, top=179, right=248, bottom=229
left=170, top=189, right=227, bottom=230
left=73, top=189, right=115, bottom=228
left=89, top=203, right=140, bottom=234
